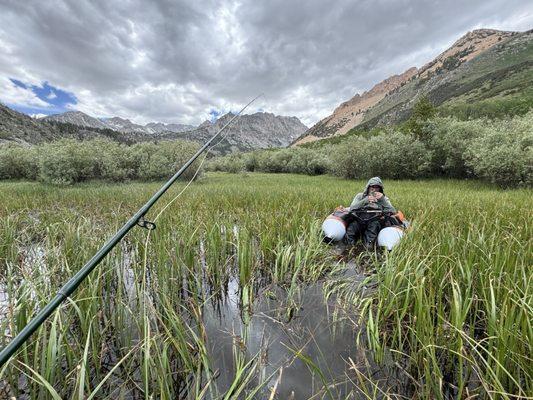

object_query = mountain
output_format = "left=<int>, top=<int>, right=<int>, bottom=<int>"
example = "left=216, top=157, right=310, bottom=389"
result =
left=160, top=112, right=308, bottom=154
left=360, top=29, right=531, bottom=128
left=295, top=67, right=418, bottom=145
left=43, top=112, right=196, bottom=134
left=0, top=104, right=126, bottom=145
left=101, top=117, right=147, bottom=133
left=145, top=122, right=195, bottom=134
left=43, top=111, right=109, bottom=129
left=0, top=103, right=61, bottom=144
left=294, top=28, right=528, bottom=145
left=0, top=104, right=307, bottom=154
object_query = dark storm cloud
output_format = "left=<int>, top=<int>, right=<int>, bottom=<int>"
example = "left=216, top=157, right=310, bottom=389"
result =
left=0, top=0, right=531, bottom=125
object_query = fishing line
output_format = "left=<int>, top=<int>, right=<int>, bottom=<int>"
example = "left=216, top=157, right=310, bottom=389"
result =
left=0, top=94, right=262, bottom=368
left=140, top=95, right=262, bottom=286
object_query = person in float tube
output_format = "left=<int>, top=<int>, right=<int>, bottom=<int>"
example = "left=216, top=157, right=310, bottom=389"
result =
left=346, top=177, right=397, bottom=249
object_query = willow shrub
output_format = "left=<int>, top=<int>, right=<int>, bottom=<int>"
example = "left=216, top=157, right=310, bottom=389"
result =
left=331, top=131, right=430, bottom=179
left=38, top=139, right=101, bottom=185
left=0, top=138, right=202, bottom=185
left=0, top=144, right=39, bottom=180
left=130, top=141, right=201, bottom=181
left=423, top=117, right=485, bottom=178
left=207, top=148, right=332, bottom=176
left=465, top=112, right=533, bottom=187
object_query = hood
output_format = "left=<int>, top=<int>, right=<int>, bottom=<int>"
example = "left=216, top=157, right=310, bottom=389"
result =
left=363, top=176, right=384, bottom=196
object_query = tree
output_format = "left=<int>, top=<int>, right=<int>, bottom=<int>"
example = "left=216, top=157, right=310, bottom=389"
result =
left=402, top=96, right=436, bottom=141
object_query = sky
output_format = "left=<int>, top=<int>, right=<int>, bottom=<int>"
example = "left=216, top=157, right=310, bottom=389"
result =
left=0, top=0, right=531, bottom=127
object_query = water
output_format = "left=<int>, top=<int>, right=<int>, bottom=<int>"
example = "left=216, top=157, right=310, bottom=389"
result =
left=3, top=242, right=411, bottom=398
left=202, top=263, right=406, bottom=399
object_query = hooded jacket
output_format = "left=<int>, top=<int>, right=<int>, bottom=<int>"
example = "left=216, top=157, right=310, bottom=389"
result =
left=349, top=177, right=396, bottom=213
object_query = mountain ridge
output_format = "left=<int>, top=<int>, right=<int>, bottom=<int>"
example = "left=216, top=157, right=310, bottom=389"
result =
left=43, top=112, right=196, bottom=134
left=293, top=28, right=524, bottom=145
left=0, top=104, right=307, bottom=154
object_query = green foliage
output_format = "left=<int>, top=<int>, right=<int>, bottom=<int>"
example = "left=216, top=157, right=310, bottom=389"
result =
left=423, top=117, right=485, bottom=177
left=438, top=93, right=533, bottom=120
left=0, top=144, right=38, bottom=179
left=0, top=138, right=202, bottom=185
left=401, top=96, right=436, bottom=140
left=38, top=139, right=100, bottom=185
left=465, top=113, right=533, bottom=187
left=207, top=148, right=332, bottom=176
left=0, top=175, right=531, bottom=398
left=331, top=131, right=430, bottom=179
left=131, top=141, right=200, bottom=181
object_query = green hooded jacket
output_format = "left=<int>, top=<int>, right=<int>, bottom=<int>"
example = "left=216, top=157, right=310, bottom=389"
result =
left=349, top=177, right=396, bottom=213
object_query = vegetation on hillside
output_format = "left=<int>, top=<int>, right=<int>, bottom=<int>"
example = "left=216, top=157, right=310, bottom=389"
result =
left=358, top=31, right=533, bottom=128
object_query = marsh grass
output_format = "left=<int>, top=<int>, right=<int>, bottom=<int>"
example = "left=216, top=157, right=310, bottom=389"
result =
left=0, top=173, right=531, bottom=398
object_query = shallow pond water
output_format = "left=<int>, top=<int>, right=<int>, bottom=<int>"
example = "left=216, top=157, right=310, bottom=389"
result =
left=202, top=263, right=408, bottom=399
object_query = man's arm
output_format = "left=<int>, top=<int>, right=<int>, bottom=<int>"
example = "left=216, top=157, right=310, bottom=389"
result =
left=380, top=196, right=396, bottom=213
left=349, top=193, right=369, bottom=210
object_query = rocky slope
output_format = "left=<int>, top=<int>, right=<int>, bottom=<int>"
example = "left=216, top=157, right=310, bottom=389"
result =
left=0, top=104, right=61, bottom=144
left=44, top=111, right=196, bottom=134
left=360, top=29, right=530, bottom=128
left=43, top=111, right=109, bottom=129
left=0, top=104, right=307, bottom=154
left=294, top=28, right=521, bottom=145
left=295, top=67, right=418, bottom=145
left=162, top=112, right=308, bottom=154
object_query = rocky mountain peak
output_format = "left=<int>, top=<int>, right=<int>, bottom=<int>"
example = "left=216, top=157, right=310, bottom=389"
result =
left=294, top=66, right=418, bottom=145
left=43, top=111, right=109, bottom=129
left=293, top=28, right=520, bottom=146
left=417, top=28, right=515, bottom=77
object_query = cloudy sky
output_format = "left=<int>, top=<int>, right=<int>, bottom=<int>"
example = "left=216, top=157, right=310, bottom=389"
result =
left=0, top=0, right=531, bottom=126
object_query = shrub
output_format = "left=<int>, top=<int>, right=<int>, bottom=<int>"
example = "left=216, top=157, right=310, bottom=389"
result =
left=465, top=112, right=533, bottom=187
left=330, top=131, right=430, bottom=179
left=424, top=117, right=485, bottom=178
left=99, top=142, right=137, bottom=181
left=0, top=138, right=203, bottom=185
left=38, top=139, right=100, bottom=185
left=0, top=144, right=38, bottom=179
left=132, top=141, right=201, bottom=181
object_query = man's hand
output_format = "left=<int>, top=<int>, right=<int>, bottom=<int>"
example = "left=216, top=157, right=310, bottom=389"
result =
left=368, top=195, right=377, bottom=203
left=373, top=192, right=383, bottom=200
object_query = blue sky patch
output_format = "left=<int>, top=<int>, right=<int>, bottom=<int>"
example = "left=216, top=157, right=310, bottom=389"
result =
left=209, top=108, right=222, bottom=122
left=8, top=78, right=77, bottom=116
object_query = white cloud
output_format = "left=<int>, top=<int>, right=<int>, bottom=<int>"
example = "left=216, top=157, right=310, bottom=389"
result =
left=0, top=77, right=50, bottom=108
left=0, top=0, right=531, bottom=126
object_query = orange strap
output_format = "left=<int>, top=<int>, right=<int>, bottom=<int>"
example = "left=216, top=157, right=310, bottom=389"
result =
left=394, top=210, right=405, bottom=222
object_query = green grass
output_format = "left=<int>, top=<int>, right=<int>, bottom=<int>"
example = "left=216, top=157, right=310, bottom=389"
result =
left=0, top=173, right=531, bottom=398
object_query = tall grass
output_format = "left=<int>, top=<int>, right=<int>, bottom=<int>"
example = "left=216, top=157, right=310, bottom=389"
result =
left=0, top=174, right=530, bottom=398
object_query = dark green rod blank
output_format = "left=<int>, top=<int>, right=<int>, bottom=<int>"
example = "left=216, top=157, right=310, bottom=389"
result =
left=0, top=95, right=260, bottom=367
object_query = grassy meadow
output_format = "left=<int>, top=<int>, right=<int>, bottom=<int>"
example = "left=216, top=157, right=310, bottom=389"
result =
left=0, top=173, right=531, bottom=399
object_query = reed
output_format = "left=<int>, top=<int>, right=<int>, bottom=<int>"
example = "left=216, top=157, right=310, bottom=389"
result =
left=0, top=173, right=530, bottom=398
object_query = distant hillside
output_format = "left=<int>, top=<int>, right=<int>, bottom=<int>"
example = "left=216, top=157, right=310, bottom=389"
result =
left=0, top=104, right=307, bottom=154
left=294, top=28, right=531, bottom=145
left=159, top=112, right=308, bottom=154
left=44, top=111, right=196, bottom=134
left=43, top=111, right=109, bottom=129
left=360, top=29, right=532, bottom=128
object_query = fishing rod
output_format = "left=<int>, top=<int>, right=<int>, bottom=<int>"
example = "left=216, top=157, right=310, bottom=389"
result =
left=0, top=94, right=262, bottom=367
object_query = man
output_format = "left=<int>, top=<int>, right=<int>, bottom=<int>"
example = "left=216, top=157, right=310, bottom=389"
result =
left=346, top=177, right=396, bottom=248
